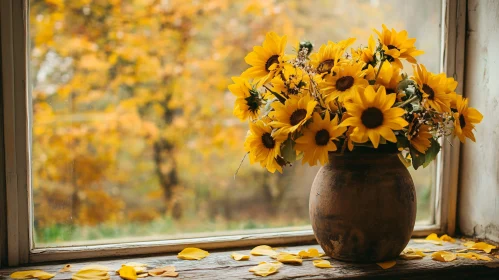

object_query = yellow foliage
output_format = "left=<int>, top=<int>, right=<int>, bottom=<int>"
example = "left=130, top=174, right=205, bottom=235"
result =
left=10, top=270, right=55, bottom=280
left=177, top=247, right=210, bottom=260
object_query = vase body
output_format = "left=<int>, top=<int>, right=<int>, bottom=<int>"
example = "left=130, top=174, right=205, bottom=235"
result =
left=309, top=152, right=416, bottom=263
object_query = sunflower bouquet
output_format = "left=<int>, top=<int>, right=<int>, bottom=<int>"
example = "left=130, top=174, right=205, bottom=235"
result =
left=229, top=25, right=483, bottom=173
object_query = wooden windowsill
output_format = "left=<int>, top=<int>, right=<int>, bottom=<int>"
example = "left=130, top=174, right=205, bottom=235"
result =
left=1, top=239, right=498, bottom=279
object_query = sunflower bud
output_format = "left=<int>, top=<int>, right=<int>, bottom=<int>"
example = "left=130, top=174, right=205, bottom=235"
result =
left=299, top=41, right=313, bottom=56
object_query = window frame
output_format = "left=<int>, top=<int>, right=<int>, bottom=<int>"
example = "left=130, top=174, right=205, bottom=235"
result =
left=0, top=0, right=465, bottom=266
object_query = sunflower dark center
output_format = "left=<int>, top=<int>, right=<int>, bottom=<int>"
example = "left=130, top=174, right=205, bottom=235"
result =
left=265, top=55, right=280, bottom=72
left=459, top=114, right=466, bottom=129
left=290, top=109, right=308, bottom=126
left=361, top=107, right=384, bottom=129
left=336, top=76, right=354, bottom=91
left=261, top=132, right=275, bottom=149
left=387, top=44, right=400, bottom=51
left=317, top=59, right=335, bottom=74
left=245, top=92, right=261, bottom=113
left=423, top=84, right=435, bottom=100
left=315, top=129, right=330, bottom=146
left=386, top=88, right=396, bottom=94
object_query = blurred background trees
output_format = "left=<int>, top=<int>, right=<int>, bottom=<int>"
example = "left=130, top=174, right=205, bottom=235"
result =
left=30, top=0, right=440, bottom=245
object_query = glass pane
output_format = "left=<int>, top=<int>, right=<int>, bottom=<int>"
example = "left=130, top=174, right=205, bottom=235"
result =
left=30, top=0, right=441, bottom=247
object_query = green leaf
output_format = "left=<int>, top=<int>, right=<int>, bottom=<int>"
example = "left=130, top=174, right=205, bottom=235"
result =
left=423, top=138, right=441, bottom=168
left=410, top=138, right=441, bottom=170
left=281, top=137, right=296, bottom=163
left=396, top=136, right=410, bottom=150
left=410, top=147, right=425, bottom=170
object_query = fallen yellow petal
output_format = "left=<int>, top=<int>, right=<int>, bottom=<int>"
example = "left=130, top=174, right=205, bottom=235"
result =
left=376, top=260, right=396, bottom=269
left=231, top=253, right=250, bottom=261
left=250, top=245, right=277, bottom=257
left=121, top=263, right=148, bottom=273
left=420, top=233, right=443, bottom=245
left=457, top=252, right=492, bottom=261
left=11, top=270, right=55, bottom=280
left=80, top=265, right=110, bottom=271
left=177, top=247, right=210, bottom=260
left=456, top=249, right=468, bottom=253
left=439, top=234, right=456, bottom=243
left=72, top=268, right=110, bottom=280
left=160, top=271, right=179, bottom=277
left=313, top=259, right=333, bottom=268
left=60, top=264, right=72, bottom=272
left=426, top=233, right=440, bottom=241
left=464, top=241, right=497, bottom=253
left=249, top=262, right=281, bottom=277
left=137, top=273, right=149, bottom=278
left=276, top=253, right=302, bottom=265
left=148, top=266, right=176, bottom=276
left=298, top=248, right=321, bottom=258
left=118, top=266, right=136, bottom=280
left=400, top=248, right=426, bottom=260
left=431, top=251, right=457, bottom=262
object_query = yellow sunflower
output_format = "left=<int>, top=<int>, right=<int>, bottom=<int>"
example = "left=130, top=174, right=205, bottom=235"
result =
left=366, top=62, right=402, bottom=94
left=408, top=119, right=433, bottom=154
left=269, top=94, right=317, bottom=133
left=244, top=120, right=288, bottom=173
left=412, top=64, right=452, bottom=113
left=340, top=85, right=409, bottom=148
left=228, top=77, right=262, bottom=121
left=242, top=32, right=287, bottom=86
left=352, top=35, right=376, bottom=65
left=295, top=111, right=346, bottom=166
left=310, top=38, right=356, bottom=76
left=270, top=64, right=310, bottom=97
left=453, top=95, right=483, bottom=143
left=374, top=24, right=424, bottom=69
left=320, top=61, right=369, bottom=103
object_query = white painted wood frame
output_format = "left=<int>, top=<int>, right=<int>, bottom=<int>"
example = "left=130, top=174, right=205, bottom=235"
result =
left=0, top=0, right=465, bottom=266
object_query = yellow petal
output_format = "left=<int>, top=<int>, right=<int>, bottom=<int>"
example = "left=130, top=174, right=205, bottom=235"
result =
left=276, top=253, right=303, bottom=265
left=118, top=266, right=137, bottom=280
left=431, top=251, right=457, bottom=262
left=231, top=253, right=250, bottom=261
left=250, top=245, right=277, bottom=257
left=11, top=271, right=55, bottom=280
left=439, top=234, right=456, bottom=243
left=80, top=265, right=110, bottom=271
left=456, top=249, right=468, bottom=253
left=32, top=271, right=56, bottom=280
left=249, top=262, right=281, bottom=277
left=313, top=259, right=333, bottom=268
left=457, top=252, right=492, bottom=261
left=400, top=248, right=426, bottom=260
left=464, top=241, right=497, bottom=253
left=376, top=260, right=396, bottom=269
left=137, top=273, right=149, bottom=278
left=414, top=235, right=443, bottom=246
left=60, top=264, right=72, bottom=272
left=425, top=233, right=441, bottom=242
left=148, top=266, right=176, bottom=276
left=298, top=248, right=321, bottom=258
left=121, top=263, right=148, bottom=273
left=177, top=247, right=210, bottom=260
left=72, top=268, right=110, bottom=280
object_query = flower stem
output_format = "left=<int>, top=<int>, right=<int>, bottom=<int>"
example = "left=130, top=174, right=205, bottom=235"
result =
left=396, top=95, right=419, bottom=108
left=263, top=85, right=286, bottom=104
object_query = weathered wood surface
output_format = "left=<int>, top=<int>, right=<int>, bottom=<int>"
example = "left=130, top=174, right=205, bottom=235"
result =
left=1, top=240, right=498, bottom=279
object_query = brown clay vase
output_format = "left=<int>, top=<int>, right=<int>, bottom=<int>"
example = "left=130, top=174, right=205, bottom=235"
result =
left=309, top=150, right=416, bottom=263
